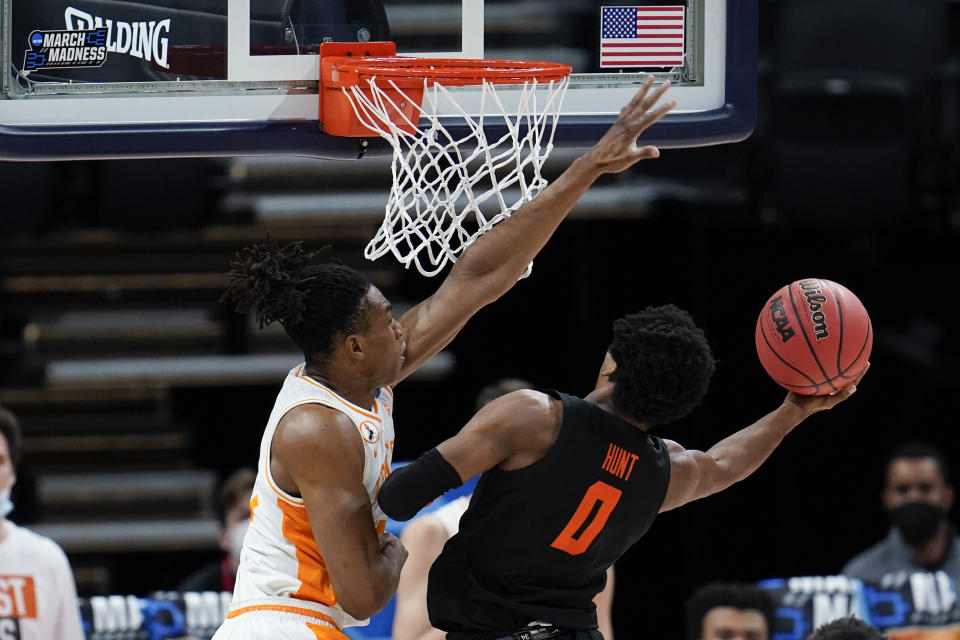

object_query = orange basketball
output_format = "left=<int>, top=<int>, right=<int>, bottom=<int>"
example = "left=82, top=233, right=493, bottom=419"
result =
left=755, top=278, right=872, bottom=395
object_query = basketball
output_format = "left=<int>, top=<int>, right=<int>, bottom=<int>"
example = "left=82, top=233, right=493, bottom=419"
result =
left=755, top=278, right=872, bottom=395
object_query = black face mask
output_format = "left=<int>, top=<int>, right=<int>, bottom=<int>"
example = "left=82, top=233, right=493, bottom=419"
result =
left=889, top=502, right=945, bottom=545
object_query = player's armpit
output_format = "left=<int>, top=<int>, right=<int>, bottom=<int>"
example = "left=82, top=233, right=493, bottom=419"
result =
left=658, top=440, right=704, bottom=513
left=380, top=391, right=556, bottom=521
left=273, top=407, right=407, bottom=620
left=438, top=390, right=558, bottom=479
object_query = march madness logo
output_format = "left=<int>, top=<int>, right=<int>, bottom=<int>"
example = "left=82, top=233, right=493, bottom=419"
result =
left=23, top=28, right=108, bottom=71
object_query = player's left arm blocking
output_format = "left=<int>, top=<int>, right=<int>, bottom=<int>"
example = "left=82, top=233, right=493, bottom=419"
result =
left=390, top=79, right=676, bottom=385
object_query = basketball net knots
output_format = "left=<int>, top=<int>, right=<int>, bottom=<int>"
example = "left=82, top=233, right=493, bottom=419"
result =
left=344, top=74, right=570, bottom=277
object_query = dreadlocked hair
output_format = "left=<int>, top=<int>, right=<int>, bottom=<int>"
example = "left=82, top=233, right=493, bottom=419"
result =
left=222, top=241, right=372, bottom=365
left=609, top=304, right=715, bottom=427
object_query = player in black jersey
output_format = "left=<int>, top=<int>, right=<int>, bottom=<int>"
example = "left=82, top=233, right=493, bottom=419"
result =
left=378, top=305, right=867, bottom=640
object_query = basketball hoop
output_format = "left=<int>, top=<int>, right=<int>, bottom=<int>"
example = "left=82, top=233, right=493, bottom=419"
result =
left=319, top=43, right=572, bottom=277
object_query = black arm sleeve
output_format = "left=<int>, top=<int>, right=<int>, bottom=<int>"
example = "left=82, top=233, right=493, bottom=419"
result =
left=377, top=448, right=463, bottom=521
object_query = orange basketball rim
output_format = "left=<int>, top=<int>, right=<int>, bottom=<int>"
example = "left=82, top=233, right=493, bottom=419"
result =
left=318, top=42, right=572, bottom=137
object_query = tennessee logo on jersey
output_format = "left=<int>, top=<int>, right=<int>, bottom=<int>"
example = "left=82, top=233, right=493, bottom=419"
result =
left=359, top=420, right=380, bottom=444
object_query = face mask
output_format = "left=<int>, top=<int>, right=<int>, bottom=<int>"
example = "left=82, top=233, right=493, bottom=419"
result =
left=226, top=521, right=249, bottom=561
left=0, top=486, right=13, bottom=519
left=889, top=502, right=945, bottom=545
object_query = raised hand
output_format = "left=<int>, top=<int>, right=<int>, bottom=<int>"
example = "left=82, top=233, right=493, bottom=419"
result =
left=584, top=76, right=677, bottom=174
left=785, top=362, right=871, bottom=417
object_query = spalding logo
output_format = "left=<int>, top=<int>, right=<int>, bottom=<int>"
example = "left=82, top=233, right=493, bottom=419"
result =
left=798, top=280, right=830, bottom=341
left=769, top=295, right=796, bottom=343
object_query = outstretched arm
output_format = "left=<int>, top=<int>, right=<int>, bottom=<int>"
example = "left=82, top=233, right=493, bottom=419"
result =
left=392, top=79, right=676, bottom=384
left=660, top=366, right=868, bottom=512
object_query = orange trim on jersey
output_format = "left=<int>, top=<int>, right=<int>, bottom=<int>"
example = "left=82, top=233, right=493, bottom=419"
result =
left=381, top=386, right=393, bottom=399
left=306, top=621, right=349, bottom=639
left=296, top=372, right=382, bottom=423
left=277, top=497, right=338, bottom=607
left=226, top=604, right=340, bottom=629
left=264, top=451, right=303, bottom=507
left=249, top=495, right=259, bottom=521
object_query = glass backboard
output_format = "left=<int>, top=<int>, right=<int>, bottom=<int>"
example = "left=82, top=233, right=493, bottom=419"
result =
left=0, top=0, right=756, bottom=160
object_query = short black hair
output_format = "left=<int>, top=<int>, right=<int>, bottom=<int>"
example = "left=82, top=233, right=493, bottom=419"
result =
left=609, top=304, right=715, bottom=427
left=685, top=582, right=776, bottom=640
left=808, top=617, right=885, bottom=640
left=887, top=442, right=951, bottom=484
left=0, top=405, right=22, bottom=470
left=222, top=241, right=372, bottom=366
left=217, top=468, right=256, bottom=528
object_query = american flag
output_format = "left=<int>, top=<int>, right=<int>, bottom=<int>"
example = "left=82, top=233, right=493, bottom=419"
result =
left=600, top=6, right=686, bottom=69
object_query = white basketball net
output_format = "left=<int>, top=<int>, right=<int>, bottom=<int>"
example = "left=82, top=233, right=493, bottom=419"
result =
left=344, top=75, right=570, bottom=277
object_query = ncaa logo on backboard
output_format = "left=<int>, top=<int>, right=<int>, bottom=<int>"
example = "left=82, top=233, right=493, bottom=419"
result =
left=23, top=28, right=108, bottom=71
left=360, top=421, right=379, bottom=444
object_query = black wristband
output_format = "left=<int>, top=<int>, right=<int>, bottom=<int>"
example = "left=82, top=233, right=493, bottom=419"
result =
left=378, top=448, right=463, bottom=521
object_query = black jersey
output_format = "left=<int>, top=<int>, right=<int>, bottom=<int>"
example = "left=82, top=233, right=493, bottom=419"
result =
left=427, top=391, right=671, bottom=635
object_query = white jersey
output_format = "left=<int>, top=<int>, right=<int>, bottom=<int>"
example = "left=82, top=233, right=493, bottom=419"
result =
left=0, top=520, right=85, bottom=640
left=229, top=364, right=395, bottom=632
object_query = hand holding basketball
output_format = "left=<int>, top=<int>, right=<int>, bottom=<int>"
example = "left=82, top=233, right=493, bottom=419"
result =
left=585, top=76, right=677, bottom=174
left=755, top=278, right=872, bottom=395
left=783, top=362, right=870, bottom=418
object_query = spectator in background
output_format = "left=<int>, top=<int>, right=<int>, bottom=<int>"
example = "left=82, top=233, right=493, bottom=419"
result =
left=843, top=443, right=959, bottom=582
left=179, top=468, right=256, bottom=593
left=0, top=405, right=85, bottom=640
left=808, top=617, right=885, bottom=640
left=685, top=582, right=775, bottom=640
left=391, top=379, right=617, bottom=640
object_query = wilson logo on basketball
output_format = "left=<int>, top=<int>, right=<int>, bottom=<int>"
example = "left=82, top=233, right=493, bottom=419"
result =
left=756, top=278, right=871, bottom=396
left=360, top=421, right=379, bottom=444
left=798, top=280, right=830, bottom=341
left=768, top=295, right=796, bottom=343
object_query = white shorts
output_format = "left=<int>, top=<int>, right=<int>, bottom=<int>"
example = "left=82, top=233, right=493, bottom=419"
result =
left=212, top=604, right=350, bottom=640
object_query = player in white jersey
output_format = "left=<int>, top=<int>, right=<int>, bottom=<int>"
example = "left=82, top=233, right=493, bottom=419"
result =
left=229, top=364, right=396, bottom=632
left=215, top=78, right=676, bottom=640
left=0, top=406, right=85, bottom=640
